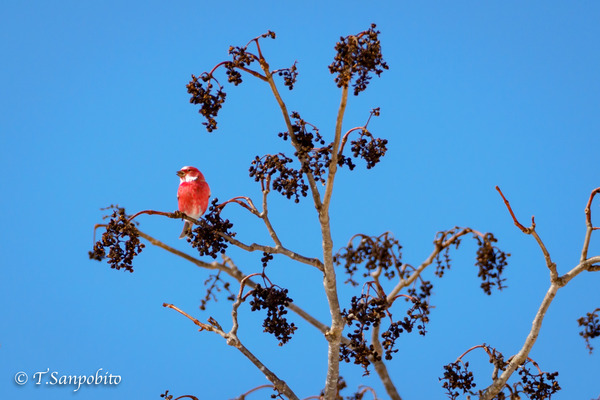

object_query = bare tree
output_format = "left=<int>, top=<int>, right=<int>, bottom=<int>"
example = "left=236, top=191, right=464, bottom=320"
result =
left=90, top=26, right=600, bottom=400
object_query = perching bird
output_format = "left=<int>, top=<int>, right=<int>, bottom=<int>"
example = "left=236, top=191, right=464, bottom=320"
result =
left=177, top=166, right=211, bottom=238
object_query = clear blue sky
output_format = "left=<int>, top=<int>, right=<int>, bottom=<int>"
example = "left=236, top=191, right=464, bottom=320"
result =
left=1, top=1, right=599, bottom=399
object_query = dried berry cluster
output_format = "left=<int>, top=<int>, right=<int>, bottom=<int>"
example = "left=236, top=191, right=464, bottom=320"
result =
left=334, top=233, right=403, bottom=286
left=187, top=30, right=301, bottom=132
left=328, top=23, right=389, bottom=95
left=407, top=279, right=433, bottom=315
left=88, top=207, right=144, bottom=273
left=577, top=308, right=600, bottom=353
left=439, top=346, right=561, bottom=400
left=249, top=284, right=297, bottom=345
left=283, top=111, right=332, bottom=184
left=433, top=227, right=464, bottom=278
left=338, top=131, right=388, bottom=171
left=440, top=361, right=476, bottom=400
left=517, top=369, right=560, bottom=400
left=276, top=61, right=298, bottom=90
left=340, top=294, right=386, bottom=372
left=187, top=198, right=236, bottom=258
left=199, top=272, right=234, bottom=311
left=260, top=252, right=274, bottom=268
left=475, top=233, right=510, bottom=295
left=248, top=153, right=308, bottom=202
left=186, top=75, right=226, bottom=132
left=381, top=297, right=429, bottom=360
left=225, top=44, right=259, bottom=85
left=340, top=291, right=428, bottom=374
left=433, top=229, right=510, bottom=295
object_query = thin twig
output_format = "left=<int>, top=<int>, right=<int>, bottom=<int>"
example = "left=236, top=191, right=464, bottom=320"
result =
left=581, top=187, right=600, bottom=262
left=164, top=301, right=299, bottom=400
left=496, top=186, right=558, bottom=280
left=232, top=385, right=274, bottom=400
left=218, top=232, right=323, bottom=270
left=387, top=227, right=472, bottom=301
left=495, top=186, right=532, bottom=233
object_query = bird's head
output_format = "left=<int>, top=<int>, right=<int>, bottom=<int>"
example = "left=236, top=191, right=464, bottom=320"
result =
left=177, top=166, right=205, bottom=183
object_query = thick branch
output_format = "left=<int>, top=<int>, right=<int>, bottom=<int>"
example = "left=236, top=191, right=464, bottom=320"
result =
left=481, top=188, right=600, bottom=399
left=480, top=283, right=558, bottom=399
left=259, top=58, right=323, bottom=211
left=320, top=85, right=349, bottom=400
left=260, top=185, right=283, bottom=248
left=235, top=342, right=299, bottom=400
left=370, top=325, right=402, bottom=400
left=323, top=85, right=348, bottom=211
left=129, top=208, right=323, bottom=270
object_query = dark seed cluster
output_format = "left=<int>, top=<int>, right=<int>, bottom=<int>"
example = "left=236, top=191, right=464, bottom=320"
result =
left=577, top=308, right=600, bottom=353
left=328, top=23, right=389, bottom=96
left=227, top=45, right=258, bottom=85
left=186, top=74, right=226, bottom=132
left=260, top=252, right=274, bottom=268
left=341, top=131, right=388, bottom=170
left=249, top=284, right=297, bottom=345
left=433, top=227, right=463, bottom=278
left=187, top=198, right=236, bottom=258
left=277, top=61, right=298, bottom=90
left=340, top=294, right=387, bottom=373
left=475, top=233, right=510, bottom=295
left=340, top=291, right=428, bottom=375
left=381, top=297, right=429, bottom=360
left=225, top=32, right=276, bottom=85
left=518, top=369, right=560, bottom=400
left=284, top=111, right=332, bottom=184
left=334, top=233, right=403, bottom=286
left=406, top=280, right=433, bottom=308
left=248, top=153, right=308, bottom=203
left=440, top=361, right=476, bottom=400
left=187, top=30, right=299, bottom=133
left=88, top=207, right=144, bottom=273
left=440, top=345, right=561, bottom=400
left=433, top=229, right=510, bottom=295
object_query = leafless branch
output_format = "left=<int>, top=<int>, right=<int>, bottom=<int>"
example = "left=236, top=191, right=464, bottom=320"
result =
left=256, top=49, right=346, bottom=399
left=259, top=51, right=323, bottom=212
left=496, top=186, right=558, bottom=281
left=137, top=230, right=331, bottom=338
left=387, top=227, right=473, bottom=301
left=230, top=385, right=274, bottom=400
left=163, top=301, right=299, bottom=400
left=581, top=187, right=600, bottom=262
left=480, top=188, right=600, bottom=400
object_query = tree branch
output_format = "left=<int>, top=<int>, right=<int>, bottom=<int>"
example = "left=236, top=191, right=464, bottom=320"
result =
left=581, top=187, right=600, bottom=262
left=259, top=55, right=323, bottom=212
left=136, top=230, right=332, bottom=338
left=163, top=302, right=299, bottom=400
left=480, top=188, right=600, bottom=399
left=480, top=283, right=558, bottom=400
left=387, top=228, right=473, bottom=301
left=218, top=232, right=323, bottom=270
left=496, top=186, right=558, bottom=281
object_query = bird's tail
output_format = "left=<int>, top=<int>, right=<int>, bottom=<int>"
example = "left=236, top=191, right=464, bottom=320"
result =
left=179, top=221, right=192, bottom=239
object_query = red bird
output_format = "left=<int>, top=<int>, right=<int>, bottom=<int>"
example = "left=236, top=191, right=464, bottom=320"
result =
left=177, top=166, right=211, bottom=238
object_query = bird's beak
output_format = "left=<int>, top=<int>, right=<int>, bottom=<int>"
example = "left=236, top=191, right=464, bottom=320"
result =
left=176, top=170, right=185, bottom=178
